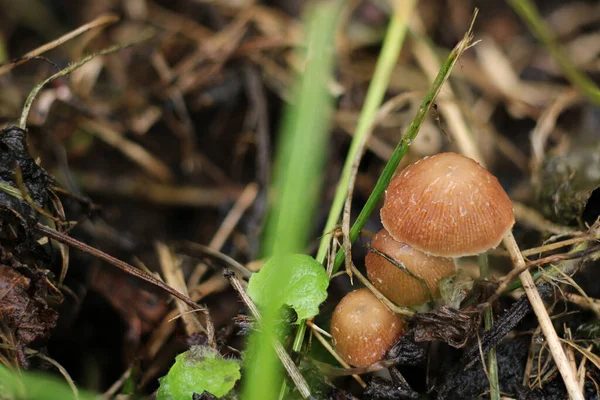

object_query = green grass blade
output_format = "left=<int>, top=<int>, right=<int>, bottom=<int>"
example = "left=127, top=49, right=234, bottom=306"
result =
left=331, top=20, right=477, bottom=273
left=242, top=2, right=339, bottom=399
left=314, top=0, right=417, bottom=264
left=0, top=365, right=96, bottom=400
left=480, top=254, right=500, bottom=400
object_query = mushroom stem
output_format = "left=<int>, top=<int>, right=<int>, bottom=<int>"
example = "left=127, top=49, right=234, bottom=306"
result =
left=503, top=231, right=583, bottom=400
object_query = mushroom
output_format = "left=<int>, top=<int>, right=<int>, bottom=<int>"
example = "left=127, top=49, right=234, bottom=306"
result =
left=380, top=152, right=515, bottom=257
left=370, top=152, right=583, bottom=399
left=331, top=288, right=406, bottom=367
left=365, top=228, right=455, bottom=306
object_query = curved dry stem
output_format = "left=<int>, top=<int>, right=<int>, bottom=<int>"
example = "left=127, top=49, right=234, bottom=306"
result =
left=19, top=33, right=154, bottom=130
left=306, top=320, right=366, bottom=388
left=0, top=14, right=119, bottom=76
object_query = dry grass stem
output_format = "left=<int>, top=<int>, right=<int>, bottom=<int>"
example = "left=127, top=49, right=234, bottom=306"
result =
left=0, top=14, right=119, bottom=76
left=530, top=90, right=582, bottom=176
left=156, top=242, right=212, bottom=342
left=503, top=232, right=583, bottom=400
left=77, top=116, right=173, bottom=182
left=513, top=202, right=576, bottom=235
left=306, top=320, right=366, bottom=388
left=77, top=172, right=243, bottom=207
left=410, top=15, right=483, bottom=164
left=350, top=264, right=414, bottom=317
left=226, top=272, right=312, bottom=399
left=36, top=223, right=203, bottom=312
left=342, top=92, right=420, bottom=282
left=188, top=182, right=258, bottom=289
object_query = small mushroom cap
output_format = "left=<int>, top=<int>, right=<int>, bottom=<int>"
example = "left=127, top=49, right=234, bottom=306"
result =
left=366, top=229, right=456, bottom=306
left=331, top=288, right=406, bottom=367
left=381, top=152, right=515, bottom=257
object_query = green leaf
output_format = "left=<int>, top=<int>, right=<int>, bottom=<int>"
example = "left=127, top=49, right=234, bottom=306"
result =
left=0, top=365, right=96, bottom=400
left=157, top=346, right=241, bottom=400
left=247, top=254, right=329, bottom=321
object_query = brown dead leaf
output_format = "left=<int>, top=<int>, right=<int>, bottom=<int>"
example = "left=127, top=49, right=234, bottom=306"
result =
left=0, top=263, right=58, bottom=363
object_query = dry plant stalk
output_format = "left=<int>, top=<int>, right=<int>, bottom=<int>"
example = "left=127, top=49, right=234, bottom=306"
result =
left=306, top=320, right=366, bottom=388
left=0, top=14, right=119, bottom=76
left=503, top=232, right=583, bottom=400
left=36, top=223, right=203, bottom=312
left=342, top=92, right=427, bottom=282
left=226, top=271, right=312, bottom=399
left=156, top=242, right=213, bottom=346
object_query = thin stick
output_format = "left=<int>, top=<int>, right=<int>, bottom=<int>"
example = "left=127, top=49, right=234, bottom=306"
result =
left=226, top=271, right=312, bottom=399
left=495, top=242, right=598, bottom=298
left=0, top=14, right=119, bottom=76
left=178, top=241, right=251, bottom=279
left=36, top=223, right=203, bottom=312
left=503, top=231, right=583, bottom=400
left=306, top=320, right=366, bottom=388
left=513, top=201, right=576, bottom=235
left=577, top=345, right=592, bottom=392
left=77, top=116, right=173, bottom=182
left=187, top=182, right=257, bottom=288
left=102, top=365, right=132, bottom=399
left=19, top=33, right=153, bottom=129
left=350, top=264, right=414, bottom=317
left=521, top=236, right=589, bottom=258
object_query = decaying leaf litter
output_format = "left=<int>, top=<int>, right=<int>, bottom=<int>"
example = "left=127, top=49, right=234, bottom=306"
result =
left=1, top=0, right=600, bottom=399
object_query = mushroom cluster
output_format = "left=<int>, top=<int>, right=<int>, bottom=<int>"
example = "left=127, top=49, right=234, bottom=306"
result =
left=331, top=152, right=515, bottom=367
left=367, top=152, right=514, bottom=306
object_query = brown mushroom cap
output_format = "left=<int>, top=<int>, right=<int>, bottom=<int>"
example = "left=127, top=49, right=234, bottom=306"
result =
left=366, top=229, right=456, bottom=306
left=381, top=152, right=514, bottom=257
left=331, top=288, right=406, bottom=367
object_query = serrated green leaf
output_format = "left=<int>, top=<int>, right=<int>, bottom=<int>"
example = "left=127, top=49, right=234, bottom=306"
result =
left=247, top=254, right=328, bottom=321
left=157, top=346, right=240, bottom=400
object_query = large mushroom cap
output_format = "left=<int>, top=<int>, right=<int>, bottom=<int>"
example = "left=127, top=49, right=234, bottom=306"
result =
left=331, top=288, right=406, bottom=367
left=381, top=152, right=514, bottom=257
left=366, top=229, right=456, bottom=306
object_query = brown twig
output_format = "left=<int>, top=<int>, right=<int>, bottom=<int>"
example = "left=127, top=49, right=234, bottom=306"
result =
left=35, top=223, right=203, bottom=311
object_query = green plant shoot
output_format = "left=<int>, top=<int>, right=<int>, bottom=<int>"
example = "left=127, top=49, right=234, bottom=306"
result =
left=157, top=346, right=241, bottom=400
left=242, top=1, right=339, bottom=399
